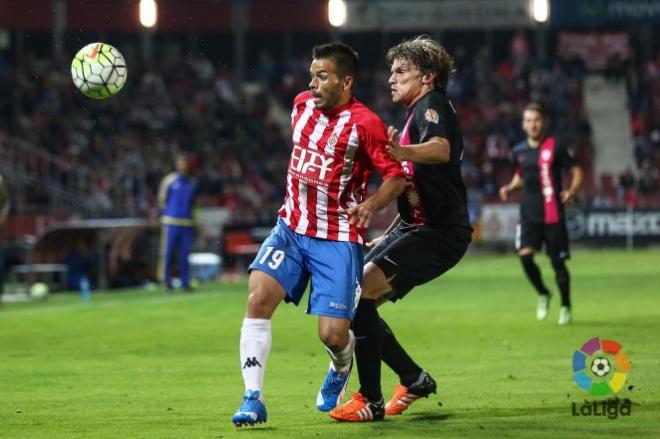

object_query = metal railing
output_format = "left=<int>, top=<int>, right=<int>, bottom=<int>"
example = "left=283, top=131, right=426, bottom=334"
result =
left=1, top=139, right=102, bottom=217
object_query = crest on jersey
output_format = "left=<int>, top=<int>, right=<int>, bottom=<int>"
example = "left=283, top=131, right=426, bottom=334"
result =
left=541, top=149, right=552, bottom=161
left=424, top=108, right=439, bottom=124
left=325, top=132, right=338, bottom=155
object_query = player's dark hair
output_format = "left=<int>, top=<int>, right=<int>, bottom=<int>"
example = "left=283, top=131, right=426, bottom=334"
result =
left=386, top=35, right=454, bottom=91
left=312, top=42, right=359, bottom=80
left=524, top=102, right=547, bottom=119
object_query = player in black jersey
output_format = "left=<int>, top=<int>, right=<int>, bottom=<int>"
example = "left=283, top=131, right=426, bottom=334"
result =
left=499, top=102, right=583, bottom=326
left=328, top=36, right=472, bottom=422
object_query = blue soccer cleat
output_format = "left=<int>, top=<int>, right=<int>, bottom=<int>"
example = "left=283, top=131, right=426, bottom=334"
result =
left=232, top=389, right=267, bottom=427
left=316, top=361, right=352, bottom=412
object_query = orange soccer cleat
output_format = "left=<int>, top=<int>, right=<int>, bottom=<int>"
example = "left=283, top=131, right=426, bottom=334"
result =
left=385, top=371, right=437, bottom=416
left=328, top=392, right=384, bottom=422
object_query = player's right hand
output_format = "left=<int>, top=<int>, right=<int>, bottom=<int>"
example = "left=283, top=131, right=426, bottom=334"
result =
left=366, top=234, right=387, bottom=249
left=499, top=186, right=509, bottom=202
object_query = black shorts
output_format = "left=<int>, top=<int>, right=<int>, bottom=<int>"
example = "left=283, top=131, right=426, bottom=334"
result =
left=365, top=222, right=471, bottom=302
left=515, top=221, right=570, bottom=260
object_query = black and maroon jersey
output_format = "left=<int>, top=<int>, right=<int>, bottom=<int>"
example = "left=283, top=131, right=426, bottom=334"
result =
left=511, top=137, right=577, bottom=224
left=397, top=90, right=470, bottom=228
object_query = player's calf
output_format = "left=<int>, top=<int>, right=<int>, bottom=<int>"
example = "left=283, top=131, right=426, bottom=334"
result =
left=316, top=325, right=355, bottom=411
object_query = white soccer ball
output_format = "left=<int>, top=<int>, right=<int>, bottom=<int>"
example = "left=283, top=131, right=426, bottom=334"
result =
left=30, top=282, right=50, bottom=299
left=71, top=42, right=127, bottom=99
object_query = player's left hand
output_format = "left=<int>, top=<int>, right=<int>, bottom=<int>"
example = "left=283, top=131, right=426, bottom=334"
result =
left=560, top=190, right=576, bottom=204
left=386, top=126, right=405, bottom=161
left=366, top=234, right=387, bottom=248
left=339, top=200, right=377, bottom=228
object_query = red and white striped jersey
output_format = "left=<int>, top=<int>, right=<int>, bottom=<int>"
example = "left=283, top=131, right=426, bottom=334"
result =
left=278, top=91, right=404, bottom=244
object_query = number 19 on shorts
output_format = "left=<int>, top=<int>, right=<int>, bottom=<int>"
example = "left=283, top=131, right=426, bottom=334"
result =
left=258, top=246, right=285, bottom=269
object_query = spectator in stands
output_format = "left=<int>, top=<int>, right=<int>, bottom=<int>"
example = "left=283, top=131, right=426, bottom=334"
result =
left=638, top=161, right=659, bottom=194
left=605, top=52, right=626, bottom=82
left=0, top=173, right=9, bottom=304
left=633, top=134, right=654, bottom=167
left=618, top=167, right=636, bottom=193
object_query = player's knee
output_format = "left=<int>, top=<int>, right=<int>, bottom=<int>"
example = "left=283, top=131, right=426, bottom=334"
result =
left=520, top=253, right=534, bottom=268
left=246, top=287, right=278, bottom=319
left=318, top=328, right=347, bottom=352
left=362, top=263, right=392, bottom=300
left=551, top=258, right=569, bottom=281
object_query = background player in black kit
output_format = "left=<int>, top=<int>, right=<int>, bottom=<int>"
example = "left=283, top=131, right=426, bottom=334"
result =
left=500, top=102, right=583, bottom=326
left=328, top=35, right=472, bottom=422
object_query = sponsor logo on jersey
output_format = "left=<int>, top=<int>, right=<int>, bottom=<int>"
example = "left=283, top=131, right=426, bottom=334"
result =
left=539, top=149, right=554, bottom=203
left=290, top=145, right=334, bottom=183
left=424, top=108, right=439, bottom=124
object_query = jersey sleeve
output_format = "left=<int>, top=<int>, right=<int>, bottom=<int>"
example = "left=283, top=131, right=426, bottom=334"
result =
left=556, top=142, right=578, bottom=169
left=359, top=117, right=405, bottom=180
left=158, top=173, right=176, bottom=209
left=509, top=148, right=521, bottom=176
left=415, top=94, right=450, bottom=142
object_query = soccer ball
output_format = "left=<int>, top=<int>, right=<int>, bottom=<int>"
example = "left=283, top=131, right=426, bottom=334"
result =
left=591, top=357, right=611, bottom=377
left=71, top=42, right=127, bottom=99
left=30, top=282, right=50, bottom=299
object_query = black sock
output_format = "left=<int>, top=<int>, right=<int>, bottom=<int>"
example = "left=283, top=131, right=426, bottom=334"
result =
left=380, top=318, right=423, bottom=388
left=552, top=258, right=571, bottom=307
left=520, top=254, right=550, bottom=296
left=353, top=299, right=383, bottom=402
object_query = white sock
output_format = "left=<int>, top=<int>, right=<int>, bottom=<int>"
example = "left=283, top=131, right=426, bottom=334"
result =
left=240, top=318, right=272, bottom=398
left=325, top=329, right=355, bottom=373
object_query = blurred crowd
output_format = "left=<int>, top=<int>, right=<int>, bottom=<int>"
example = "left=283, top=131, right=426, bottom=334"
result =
left=622, top=50, right=660, bottom=206
left=1, top=32, right=659, bottom=224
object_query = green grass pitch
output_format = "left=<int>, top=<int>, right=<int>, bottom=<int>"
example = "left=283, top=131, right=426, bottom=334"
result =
left=1, top=249, right=659, bottom=438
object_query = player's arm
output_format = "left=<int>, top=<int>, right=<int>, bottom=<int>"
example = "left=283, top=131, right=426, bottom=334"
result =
left=499, top=173, right=524, bottom=202
left=343, top=177, right=405, bottom=229
left=342, top=120, right=406, bottom=229
left=386, top=127, right=450, bottom=164
left=157, top=174, right=174, bottom=212
left=560, top=165, right=583, bottom=204
left=387, top=98, right=453, bottom=164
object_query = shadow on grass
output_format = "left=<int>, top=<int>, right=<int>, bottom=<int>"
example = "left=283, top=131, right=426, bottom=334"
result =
left=229, top=425, right=277, bottom=434
left=407, top=411, right=455, bottom=422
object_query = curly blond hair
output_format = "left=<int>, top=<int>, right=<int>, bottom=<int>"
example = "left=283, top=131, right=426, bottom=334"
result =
left=386, top=35, right=454, bottom=91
